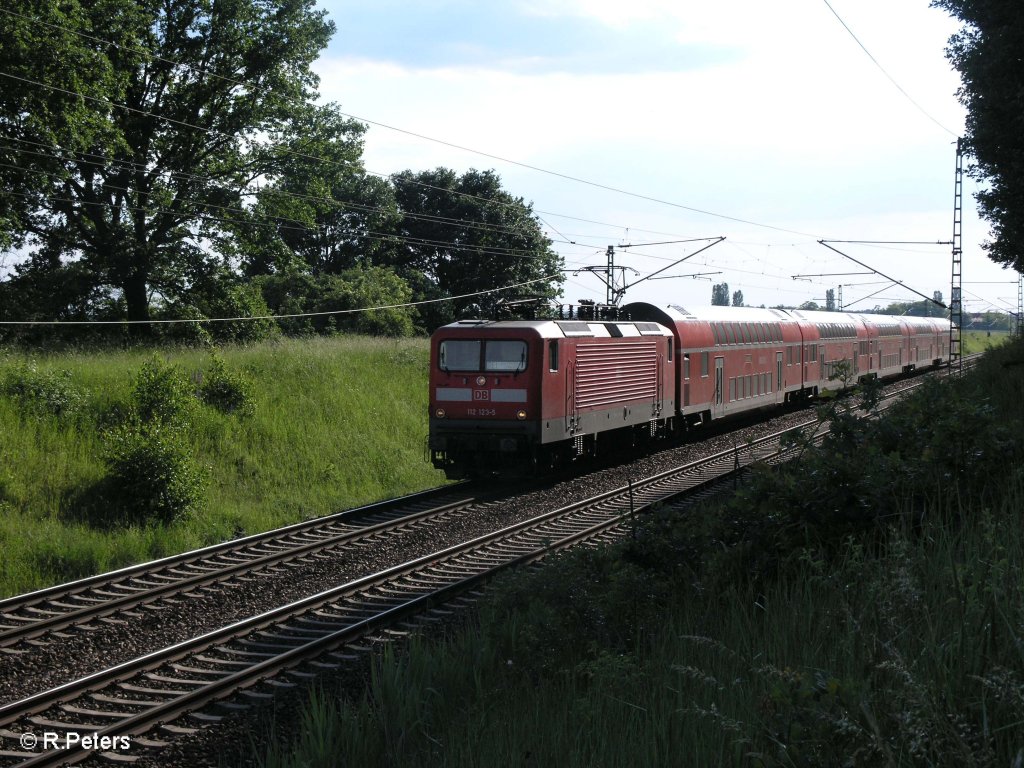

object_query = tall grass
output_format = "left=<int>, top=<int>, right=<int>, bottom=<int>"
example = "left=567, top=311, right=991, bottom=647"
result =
left=0, top=336, right=444, bottom=597
left=961, top=329, right=1011, bottom=355
left=259, top=339, right=1024, bottom=768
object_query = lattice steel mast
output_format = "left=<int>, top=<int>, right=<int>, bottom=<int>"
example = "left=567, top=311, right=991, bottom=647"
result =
left=950, top=138, right=964, bottom=374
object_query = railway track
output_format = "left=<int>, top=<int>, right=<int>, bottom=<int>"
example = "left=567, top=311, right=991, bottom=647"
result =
left=0, top=484, right=484, bottom=650
left=0, top=359, right=974, bottom=765
left=1, top=355, right=974, bottom=653
left=0, top=379, right=926, bottom=767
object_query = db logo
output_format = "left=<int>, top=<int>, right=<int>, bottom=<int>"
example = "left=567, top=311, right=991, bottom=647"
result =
left=473, top=390, right=490, bottom=401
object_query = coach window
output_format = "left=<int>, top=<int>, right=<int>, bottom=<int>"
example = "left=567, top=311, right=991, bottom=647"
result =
left=701, top=352, right=709, bottom=377
left=548, top=341, right=559, bottom=372
left=683, top=353, right=690, bottom=379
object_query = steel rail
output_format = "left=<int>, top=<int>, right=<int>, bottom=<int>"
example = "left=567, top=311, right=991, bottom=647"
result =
left=0, top=484, right=478, bottom=647
left=0, top=355, right=970, bottom=650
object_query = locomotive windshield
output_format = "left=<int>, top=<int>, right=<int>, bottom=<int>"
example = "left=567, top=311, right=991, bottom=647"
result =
left=439, top=339, right=528, bottom=372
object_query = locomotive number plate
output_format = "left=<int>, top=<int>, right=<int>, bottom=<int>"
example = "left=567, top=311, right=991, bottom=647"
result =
left=467, top=408, right=497, bottom=417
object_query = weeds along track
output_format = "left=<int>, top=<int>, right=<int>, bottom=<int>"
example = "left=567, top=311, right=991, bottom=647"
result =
left=0, top=484, right=483, bottom=649
left=0, top=376, right=938, bottom=767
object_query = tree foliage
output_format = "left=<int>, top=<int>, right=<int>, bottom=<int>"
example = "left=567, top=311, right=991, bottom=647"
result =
left=390, top=168, right=563, bottom=330
left=255, top=268, right=415, bottom=337
left=0, top=0, right=338, bottom=329
left=230, top=106, right=399, bottom=278
left=711, top=282, right=729, bottom=306
left=871, top=292, right=948, bottom=318
left=0, top=4, right=565, bottom=340
left=932, top=0, right=1024, bottom=273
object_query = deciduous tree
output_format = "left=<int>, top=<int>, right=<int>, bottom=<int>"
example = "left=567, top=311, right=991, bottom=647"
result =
left=711, top=282, right=729, bottom=305
left=933, top=0, right=1024, bottom=273
left=0, top=0, right=338, bottom=329
left=389, top=168, right=563, bottom=330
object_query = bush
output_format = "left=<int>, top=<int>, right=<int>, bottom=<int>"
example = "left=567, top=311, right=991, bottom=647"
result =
left=81, top=356, right=207, bottom=525
left=709, top=370, right=1023, bottom=581
left=197, top=353, right=255, bottom=416
left=0, top=361, right=83, bottom=419
left=100, top=422, right=205, bottom=524
left=155, top=276, right=279, bottom=344
left=255, top=267, right=416, bottom=337
left=152, top=303, right=214, bottom=346
left=132, top=356, right=195, bottom=426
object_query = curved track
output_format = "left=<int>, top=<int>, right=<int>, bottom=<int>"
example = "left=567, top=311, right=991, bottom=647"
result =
left=0, top=358, right=977, bottom=765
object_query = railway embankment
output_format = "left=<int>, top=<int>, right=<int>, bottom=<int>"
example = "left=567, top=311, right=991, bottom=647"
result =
left=0, top=336, right=443, bottom=599
left=253, top=338, right=1024, bottom=767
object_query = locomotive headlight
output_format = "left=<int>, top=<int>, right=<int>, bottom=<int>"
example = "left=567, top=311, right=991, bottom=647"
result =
left=516, top=409, right=527, bottom=420
left=476, top=375, right=487, bottom=386
left=435, top=408, right=446, bottom=419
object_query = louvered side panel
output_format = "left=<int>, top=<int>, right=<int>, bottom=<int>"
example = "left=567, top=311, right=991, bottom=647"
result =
left=575, top=342, right=658, bottom=409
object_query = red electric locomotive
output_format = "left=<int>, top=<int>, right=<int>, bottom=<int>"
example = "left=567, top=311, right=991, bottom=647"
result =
left=428, top=316, right=674, bottom=478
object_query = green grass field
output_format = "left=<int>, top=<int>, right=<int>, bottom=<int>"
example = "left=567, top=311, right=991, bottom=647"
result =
left=961, top=328, right=1011, bottom=354
left=0, top=336, right=444, bottom=597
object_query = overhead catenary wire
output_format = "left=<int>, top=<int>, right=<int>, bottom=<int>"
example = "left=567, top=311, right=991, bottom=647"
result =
left=0, top=136, right=567, bottom=244
left=2, top=186, right=564, bottom=267
left=818, top=240, right=947, bottom=308
left=0, top=150, right=574, bottom=263
left=0, top=113, right=697, bottom=266
left=820, top=0, right=958, bottom=138
left=0, top=69, right=582, bottom=246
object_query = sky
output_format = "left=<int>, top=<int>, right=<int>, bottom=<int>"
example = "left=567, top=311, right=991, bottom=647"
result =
left=313, top=0, right=1021, bottom=318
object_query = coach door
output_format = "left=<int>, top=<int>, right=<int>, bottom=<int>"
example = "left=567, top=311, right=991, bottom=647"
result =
left=565, top=358, right=578, bottom=434
left=776, top=352, right=783, bottom=403
left=714, top=357, right=724, bottom=415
